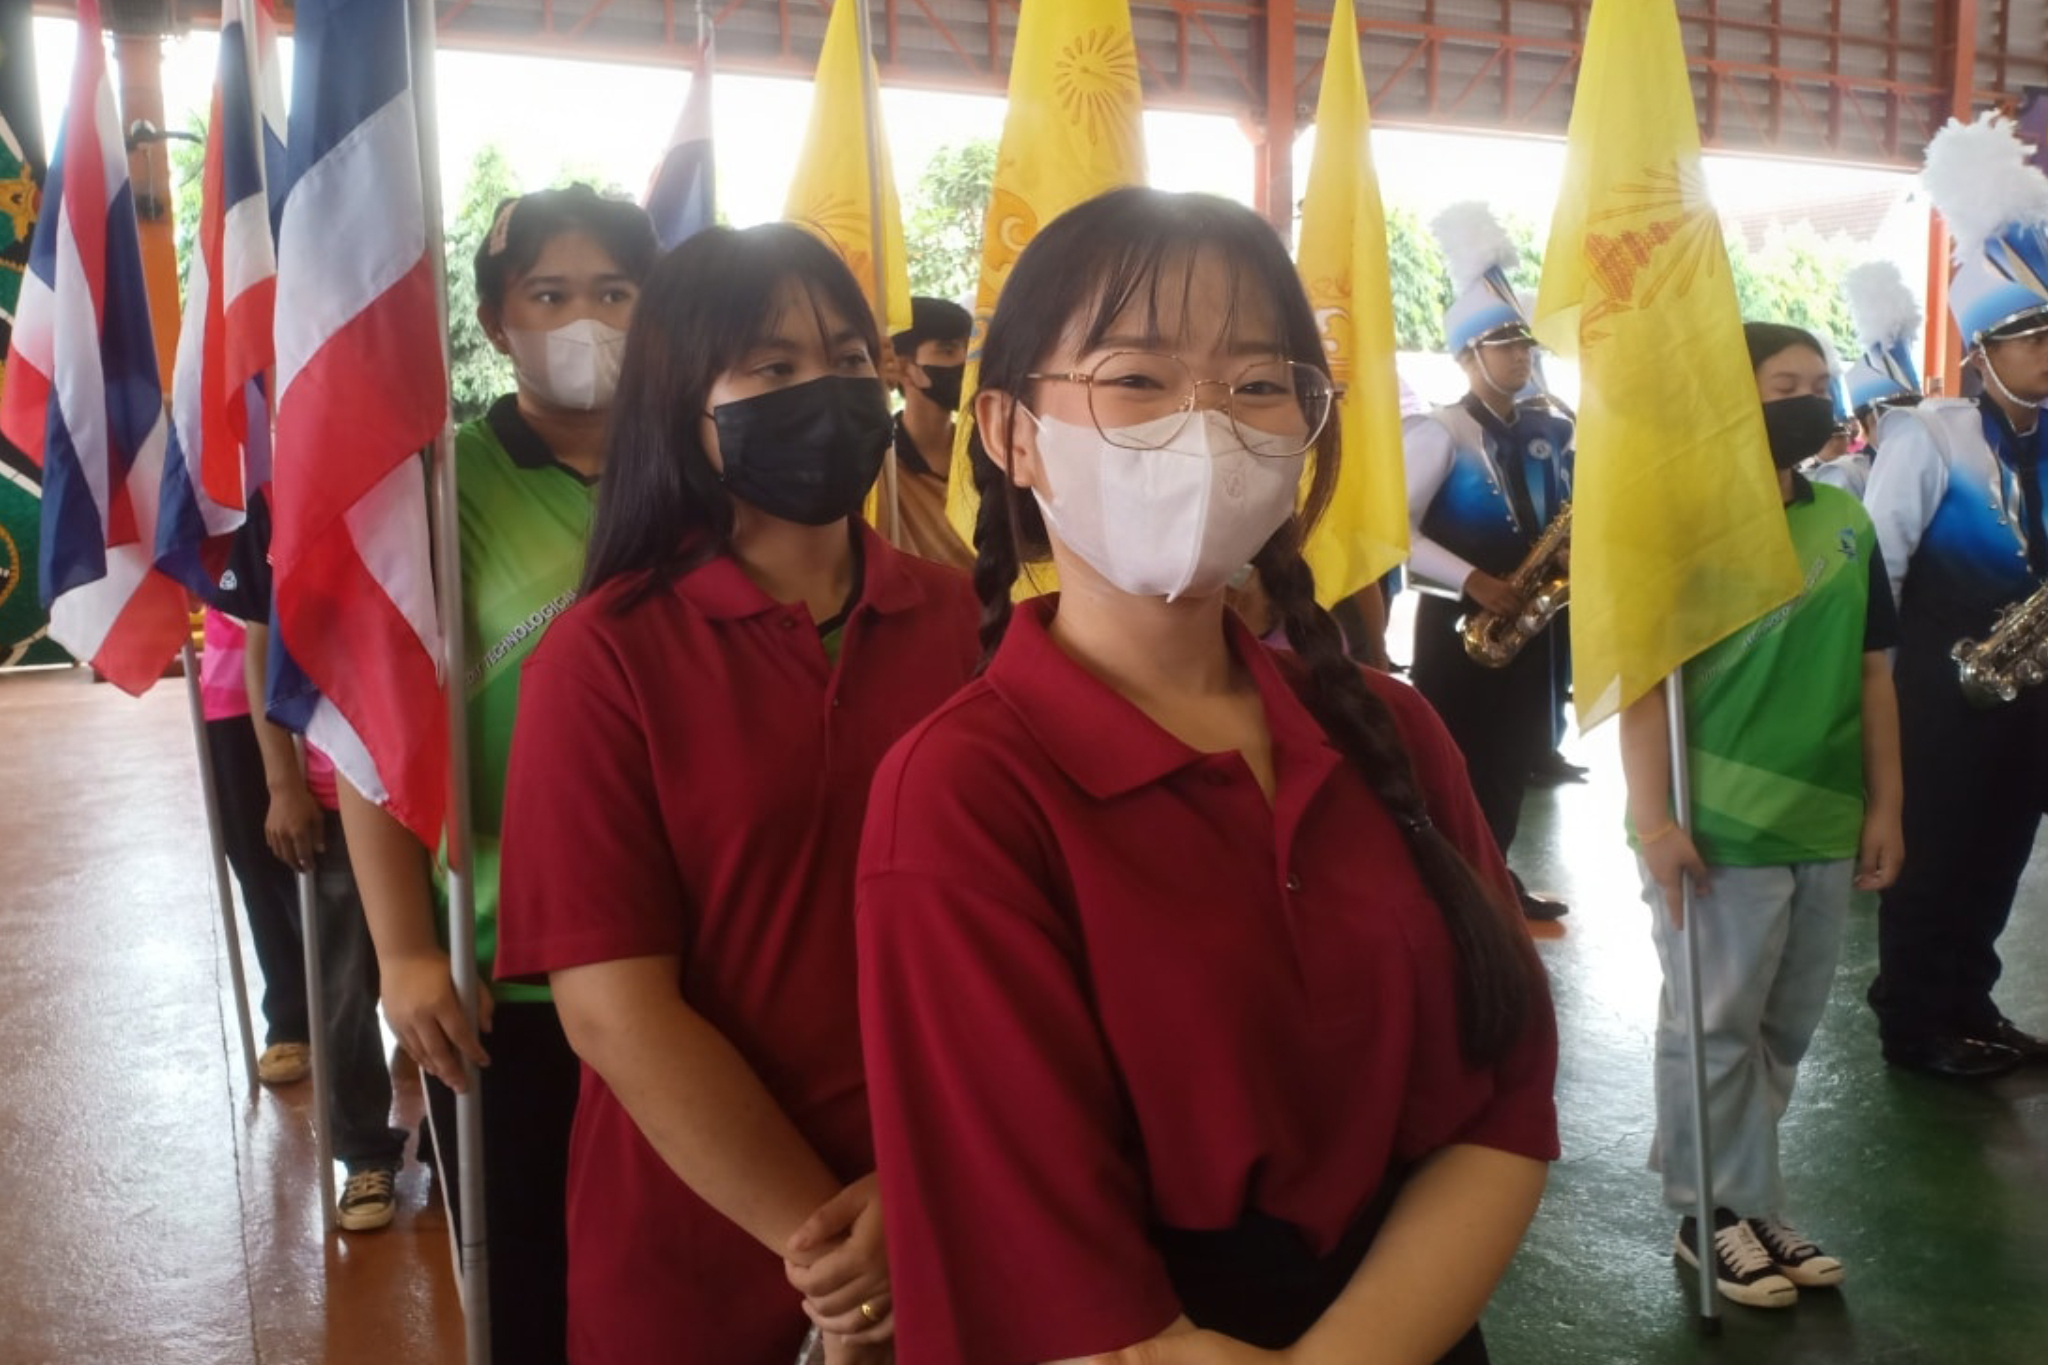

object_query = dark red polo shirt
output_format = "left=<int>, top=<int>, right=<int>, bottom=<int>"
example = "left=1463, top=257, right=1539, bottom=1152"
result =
left=495, top=525, right=979, bottom=1365
left=856, top=597, right=1560, bottom=1365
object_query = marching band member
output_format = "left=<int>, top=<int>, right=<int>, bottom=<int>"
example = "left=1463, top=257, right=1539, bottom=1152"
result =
left=1823, top=260, right=1928, bottom=494
left=1864, top=114, right=2048, bottom=1080
left=1405, top=202, right=1575, bottom=920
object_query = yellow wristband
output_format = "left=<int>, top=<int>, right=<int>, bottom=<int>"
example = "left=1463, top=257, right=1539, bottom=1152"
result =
left=1638, top=820, right=1681, bottom=845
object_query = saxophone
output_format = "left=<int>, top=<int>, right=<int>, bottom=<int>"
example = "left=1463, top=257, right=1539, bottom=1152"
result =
left=1952, top=580, right=2048, bottom=705
left=1461, top=502, right=1572, bottom=668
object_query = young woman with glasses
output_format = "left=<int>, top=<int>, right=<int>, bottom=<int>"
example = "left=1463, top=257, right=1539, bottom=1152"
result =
left=853, top=187, right=1559, bottom=1365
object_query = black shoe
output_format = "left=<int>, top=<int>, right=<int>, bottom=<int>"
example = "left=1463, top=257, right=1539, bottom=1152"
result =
left=1519, top=890, right=1569, bottom=921
left=1882, top=1034, right=2023, bottom=1080
left=1527, top=749, right=1589, bottom=787
left=1674, top=1208, right=1798, bottom=1309
left=1977, top=1019, right=2048, bottom=1063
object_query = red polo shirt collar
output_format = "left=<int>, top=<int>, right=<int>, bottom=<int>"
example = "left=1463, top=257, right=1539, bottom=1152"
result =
left=986, top=595, right=1338, bottom=800
left=674, top=521, right=928, bottom=622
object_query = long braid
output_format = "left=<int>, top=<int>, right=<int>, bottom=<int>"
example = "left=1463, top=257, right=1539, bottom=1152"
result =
left=967, top=424, right=1021, bottom=673
left=1254, top=532, right=1539, bottom=1067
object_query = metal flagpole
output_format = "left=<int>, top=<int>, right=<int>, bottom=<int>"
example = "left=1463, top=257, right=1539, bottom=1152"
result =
left=408, top=2, right=490, bottom=1360
left=293, top=738, right=338, bottom=1235
left=181, top=639, right=260, bottom=1093
left=850, top=0, right=902, bottom=542
left=1666, top=673, right=1719, bottom=1332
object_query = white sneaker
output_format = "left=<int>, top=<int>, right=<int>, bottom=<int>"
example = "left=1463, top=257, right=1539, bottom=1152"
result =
left=1747, top=1215, right=1846, bottom=1288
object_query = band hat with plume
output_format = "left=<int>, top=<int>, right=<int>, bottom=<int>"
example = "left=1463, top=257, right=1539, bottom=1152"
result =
left=1841, top=259, right=1924, bottom=410
left=1921, top=112, right=2048, bottom=344
left=1817, top=332, right=1852, bottom=421
left=1434, top=201, right=1533, bottom=354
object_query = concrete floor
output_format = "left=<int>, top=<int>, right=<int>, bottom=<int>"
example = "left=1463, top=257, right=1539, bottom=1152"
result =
left=2, top=657, right=2045, bottom=1364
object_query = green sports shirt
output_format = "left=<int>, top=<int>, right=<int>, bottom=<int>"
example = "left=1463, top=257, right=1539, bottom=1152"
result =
left=436, top=398, right=598, bottom=1000
left=1677, top=478, right=1897, bottom=867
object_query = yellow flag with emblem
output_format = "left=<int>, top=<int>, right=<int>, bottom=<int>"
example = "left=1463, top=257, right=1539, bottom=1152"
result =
left=1295, top=0, right=1407, bottom=606
left=1531, top=0, right=1799, bottom=730
left=943, top=0, right=1148, bottom=547
left=784, top=0, right=913, bottom=339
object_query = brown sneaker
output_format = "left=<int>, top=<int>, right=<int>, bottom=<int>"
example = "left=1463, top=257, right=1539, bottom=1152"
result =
left=256, top=1042, right=310, bottom=1086
left=338, top=1166, right=398, bottom=1232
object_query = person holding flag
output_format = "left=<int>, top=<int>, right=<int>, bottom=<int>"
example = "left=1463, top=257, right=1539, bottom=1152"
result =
left=880, top=296, right=975, bottom=570
left=1864, top=113, right=2048, bottom=1081
left=340, top=184, right=657, bottom=1362
left=1619, top=320, right=1902, bottom=1308
left=1403, top=201, right=1575, bottom=921
left=857, top=186, right=1555, bottom=1365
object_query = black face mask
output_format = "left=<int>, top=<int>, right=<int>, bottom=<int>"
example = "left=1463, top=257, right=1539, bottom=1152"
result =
left=913, top=363, right=965, bottom=412
left=1762, top=394, right=1838, bottom=471
left=713, top=376, right=893, bottom=526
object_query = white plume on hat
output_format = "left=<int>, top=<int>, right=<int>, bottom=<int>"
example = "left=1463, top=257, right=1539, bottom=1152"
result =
left=1842, top=260, right=1922, bottom=350
left=1431, top=201, right=1520, bottom=292
left=1921, top=113, right=2048, bottom=260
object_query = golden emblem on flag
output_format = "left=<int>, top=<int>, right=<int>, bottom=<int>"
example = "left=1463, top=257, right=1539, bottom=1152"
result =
left=1053, top=26, right=1142, bottom=155
left=1579, top=160, right=1723, bottom=340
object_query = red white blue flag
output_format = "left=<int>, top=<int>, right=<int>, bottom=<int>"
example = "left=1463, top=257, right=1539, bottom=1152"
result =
left=157, top=0, right=286, bottom=597
left=644, top=34, right=716, bottom=251
left=0, top=0, right=188, bottom=694
left=270, top=0, right=448, bottom=845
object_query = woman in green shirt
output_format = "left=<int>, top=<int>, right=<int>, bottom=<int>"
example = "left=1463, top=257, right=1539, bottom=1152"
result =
left=1619, top=322, right=1903, bottom=1314
left=340, top=184, right=657, bottom=1365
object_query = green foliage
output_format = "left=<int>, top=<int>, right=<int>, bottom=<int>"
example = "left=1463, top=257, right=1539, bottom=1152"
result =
left=904, top=139, right=996, bottom=303
left=169, top=111, right=207, bottom=310
left=446, top=145, right=522, bottom=425
left=1725, top=224, right=1858, bottom=360
left=1385, top=206, right=1450, bottom=351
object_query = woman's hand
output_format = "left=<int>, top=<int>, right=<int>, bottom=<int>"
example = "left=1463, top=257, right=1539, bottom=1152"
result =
left=1641, top=826, right=1710, bottom=928
left=381, top=950, right=493, bottom=1091
left=786, top=1174, right=891, bottom=1342
left=1854, top=804, right=1904, bottom=892
left=264, top=781, right=326, bottom=872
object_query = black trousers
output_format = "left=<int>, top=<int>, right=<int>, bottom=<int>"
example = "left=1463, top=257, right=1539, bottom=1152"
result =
left=205, top=715, right=310, bottom=1046
left=1410, top=594, right=1556, bottom=860
left=1873, top=633, right=2048, bottom=1044
left=425, top=998, right=582, bottom=1365
left=1156, top=1190, right=1488, bottom=1361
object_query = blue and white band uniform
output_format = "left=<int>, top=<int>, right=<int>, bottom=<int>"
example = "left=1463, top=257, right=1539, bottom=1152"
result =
left=1864, top=396, right=2048, bottom=643
left=1406, top=396, right=1575, bottom=594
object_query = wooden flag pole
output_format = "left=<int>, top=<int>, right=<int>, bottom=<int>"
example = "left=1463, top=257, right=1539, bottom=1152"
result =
left=180, top=638, right=261, bottom=1094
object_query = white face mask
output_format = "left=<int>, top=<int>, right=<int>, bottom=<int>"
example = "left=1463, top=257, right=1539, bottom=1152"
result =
left=1026, top=409, right=1307, bottom=602
left=504, top=318, right=627, bottom=412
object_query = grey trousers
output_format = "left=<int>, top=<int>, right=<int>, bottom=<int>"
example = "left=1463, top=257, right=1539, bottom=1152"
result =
left=1640, top=859, right=1853, bottom=1217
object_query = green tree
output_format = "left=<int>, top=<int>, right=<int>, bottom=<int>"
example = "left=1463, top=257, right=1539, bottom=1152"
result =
left=169, top=111, right=207, bottom=309
left=445, top=144, right=522, bottom=424
left=1725, top=224, right=1858, bottom=360
left=1385, top=205, right=1451, bottom=351
left=903, top=138, right=996, bottom=302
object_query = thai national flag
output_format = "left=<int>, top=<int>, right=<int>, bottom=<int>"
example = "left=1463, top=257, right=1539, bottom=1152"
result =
left=157, top=0, right=286, bottom=597
left=0, top=0, right=189, bottom=694
left=269, top=0, right=448, bottom=846
left=644, top=35, right=716, bottom=250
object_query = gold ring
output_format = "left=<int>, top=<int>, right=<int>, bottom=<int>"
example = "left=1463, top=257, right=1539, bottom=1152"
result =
left=859, top=1300, right=880, bottom=1324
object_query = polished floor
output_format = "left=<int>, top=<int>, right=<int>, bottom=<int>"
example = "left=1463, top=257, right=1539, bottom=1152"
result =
left=2, top=661, right=2045, bottom=1364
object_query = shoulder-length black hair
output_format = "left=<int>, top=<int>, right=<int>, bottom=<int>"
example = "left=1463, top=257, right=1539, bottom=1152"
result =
left=968, top=186, right=1542, bottom=1068
left=580, top=222, right=883, bottom=604
left=1744, top=321, right=1827, bottom=375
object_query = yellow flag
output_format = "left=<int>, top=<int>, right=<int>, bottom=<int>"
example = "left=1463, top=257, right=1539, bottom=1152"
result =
left=1532, top=0, right=1799, bottom=731
left=784, top=0, right=913, bottom=339
left=1295, top=0, right=1407, bottom=606
left=944, top=0, right=1148, bottom=544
